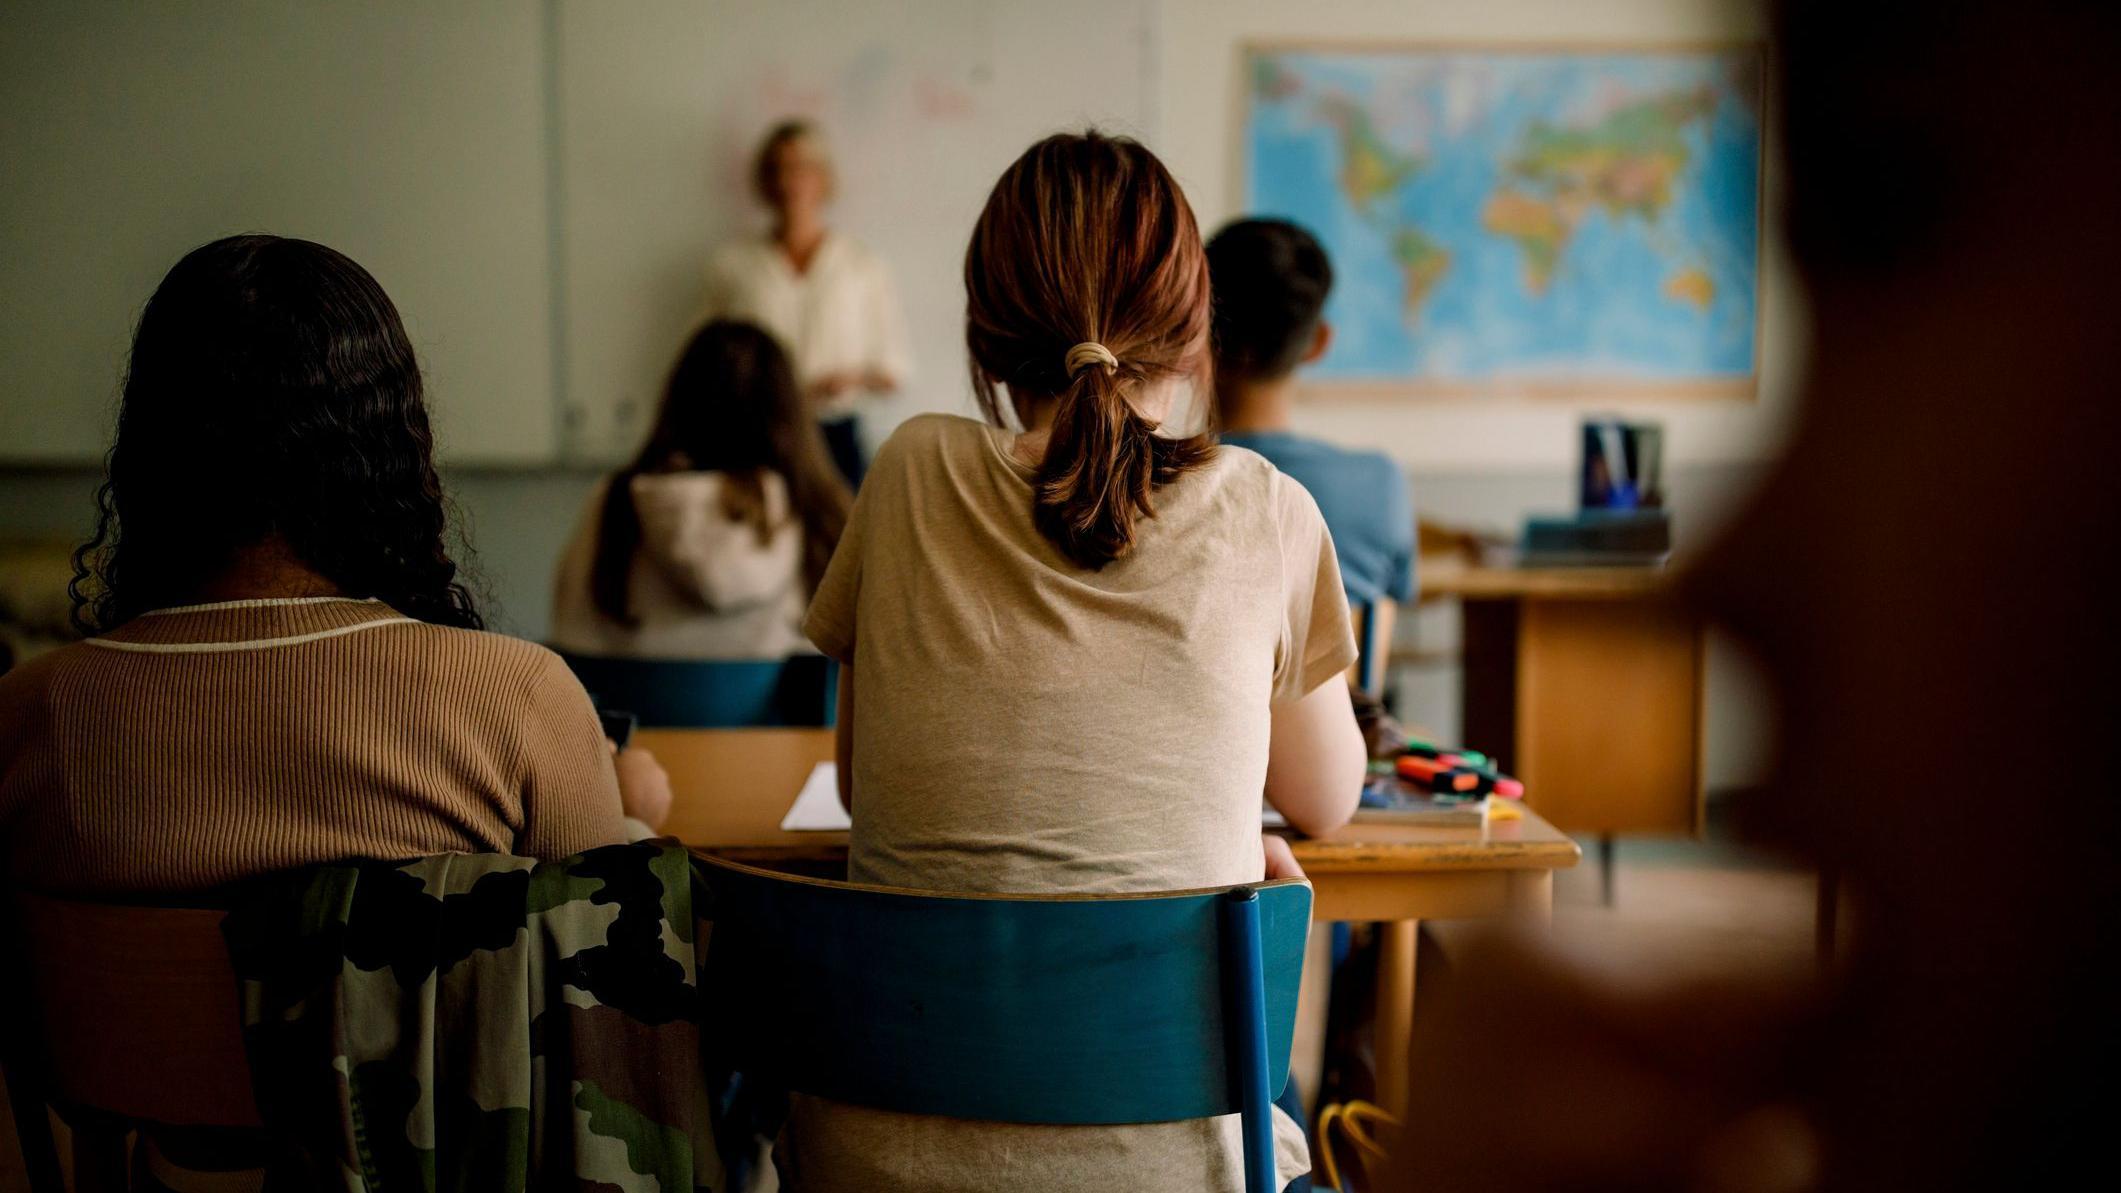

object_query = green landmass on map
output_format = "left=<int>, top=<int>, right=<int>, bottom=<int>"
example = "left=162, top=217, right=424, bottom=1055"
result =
left=1310, top=93, right=1456, bottom=323
left=1391, top=228, right=1452, bottom=322
left=1319, top=95, right=1423, bottom=211
left=1481, top=85, right=1718, bottom=298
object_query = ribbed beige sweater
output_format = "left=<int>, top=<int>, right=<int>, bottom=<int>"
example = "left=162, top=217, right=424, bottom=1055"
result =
left=0, top=597, right=627, bottom=895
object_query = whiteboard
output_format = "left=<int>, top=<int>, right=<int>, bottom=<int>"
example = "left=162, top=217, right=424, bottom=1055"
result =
left=0, top=1, right=555, bottom=464
left=551, top=0, right=1157, bottom=461
left=0, top=0, right=1154, bottom=466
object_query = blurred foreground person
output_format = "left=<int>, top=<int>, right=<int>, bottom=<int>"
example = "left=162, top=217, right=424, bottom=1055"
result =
left=1391, top=3, right=2121, bottom=1190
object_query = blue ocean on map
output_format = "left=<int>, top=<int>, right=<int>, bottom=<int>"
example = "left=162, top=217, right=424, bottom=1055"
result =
left=1245, top=50, right=1762, bottom=386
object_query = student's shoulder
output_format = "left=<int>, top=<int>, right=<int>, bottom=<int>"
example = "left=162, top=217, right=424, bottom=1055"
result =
left=0, top=641, right=88, bottom=715
left=1184, top=441, right=1323, bottom=536
left=1205, top=438, right=1289, bottom=496
left=1251, top=432, right=1400, bottom=484
left=874, top=411, right=992, bottom=465
left=393, top=621, right=585, bottom=703
left=1273, top=435, right=1406, bottom=506
left=1335, top=442, right=1407, bottom=489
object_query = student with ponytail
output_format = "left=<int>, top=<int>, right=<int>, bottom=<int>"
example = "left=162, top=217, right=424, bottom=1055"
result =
left=794, top=132, right=1365, bottom=1192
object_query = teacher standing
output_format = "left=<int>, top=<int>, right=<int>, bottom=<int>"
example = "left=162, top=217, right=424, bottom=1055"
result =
left=703, top=120, right=910, bottom=489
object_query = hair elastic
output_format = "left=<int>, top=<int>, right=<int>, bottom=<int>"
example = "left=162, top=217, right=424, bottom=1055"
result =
left=1065, top=342, right=1119, bottom=376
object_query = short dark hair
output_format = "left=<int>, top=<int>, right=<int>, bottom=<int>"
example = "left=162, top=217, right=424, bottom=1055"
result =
left=1206, top=218, right=1333, bottom=383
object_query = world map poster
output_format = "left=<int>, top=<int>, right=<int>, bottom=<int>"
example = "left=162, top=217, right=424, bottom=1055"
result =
left=1241, top=45, right=1764, bottom=395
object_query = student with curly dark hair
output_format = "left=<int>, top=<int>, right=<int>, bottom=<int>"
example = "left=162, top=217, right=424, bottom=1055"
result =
left=0, top=234, right=664, bottom=895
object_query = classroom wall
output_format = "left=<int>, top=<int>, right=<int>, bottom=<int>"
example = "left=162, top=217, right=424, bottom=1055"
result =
left=0, top=0, right=558, bottom=464
left=0, top=0, right=1783, bottom=792
left=0, top=0, right=1156, bottom=467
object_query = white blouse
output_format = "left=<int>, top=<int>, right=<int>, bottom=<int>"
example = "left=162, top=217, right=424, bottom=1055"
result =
left=702, top=233, right=911, bottom=417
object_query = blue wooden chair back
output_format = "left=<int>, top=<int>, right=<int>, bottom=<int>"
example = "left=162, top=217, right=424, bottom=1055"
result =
left=557, top=652, right=836, bottom=728
left=697, top=856, right=1311, bottom=1193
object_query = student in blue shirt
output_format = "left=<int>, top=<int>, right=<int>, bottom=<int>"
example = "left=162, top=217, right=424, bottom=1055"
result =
left=1207, top=219, right=1415, bottom=606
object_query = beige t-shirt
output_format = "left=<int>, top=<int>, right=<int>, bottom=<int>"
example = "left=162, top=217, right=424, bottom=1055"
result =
left=792, top=412, right=1355, bottom=1192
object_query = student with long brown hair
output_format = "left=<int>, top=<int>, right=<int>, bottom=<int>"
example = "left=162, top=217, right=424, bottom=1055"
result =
left=551, top=320, right=850, bottom=659
left=0, top=235, right=656, bottom=898
left=794, top=131, right=1365, bottom=1191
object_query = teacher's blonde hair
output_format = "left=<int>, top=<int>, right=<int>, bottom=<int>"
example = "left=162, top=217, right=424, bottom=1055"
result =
left=752, top=119, right=834, bottom=205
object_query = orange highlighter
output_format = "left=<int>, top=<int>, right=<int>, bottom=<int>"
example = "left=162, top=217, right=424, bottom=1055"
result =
left=1395, top=754, right=1481, bottom=792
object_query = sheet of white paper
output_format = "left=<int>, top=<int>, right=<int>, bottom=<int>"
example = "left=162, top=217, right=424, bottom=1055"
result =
left=779, top=762, right=851, bottom=832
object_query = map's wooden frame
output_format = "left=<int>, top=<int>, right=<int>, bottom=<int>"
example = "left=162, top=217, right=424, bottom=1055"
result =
left=1229, top=39, right=1770, bottom=403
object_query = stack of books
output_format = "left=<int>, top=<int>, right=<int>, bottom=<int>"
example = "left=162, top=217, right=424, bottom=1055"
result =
left=1520, top=508, right=1672, bottom=567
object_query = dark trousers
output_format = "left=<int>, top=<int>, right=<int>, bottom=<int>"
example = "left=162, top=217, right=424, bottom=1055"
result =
left=820, top=414, right=866, bottom=491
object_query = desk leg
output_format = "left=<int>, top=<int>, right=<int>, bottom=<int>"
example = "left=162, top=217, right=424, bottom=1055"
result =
left=1508, top=871, right=1555, bottom=928
left=1374, top=919, right=1419, bottom=1119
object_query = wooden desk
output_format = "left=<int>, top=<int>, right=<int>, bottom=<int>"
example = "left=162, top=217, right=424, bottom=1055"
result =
left=1289, top=811, right=1578, bottom=1115
left=646, top=727, right=842, bottom=853
left=640, top=727, right=1580, bottom=1116
left=1420, top=564, right=1707, bottom=842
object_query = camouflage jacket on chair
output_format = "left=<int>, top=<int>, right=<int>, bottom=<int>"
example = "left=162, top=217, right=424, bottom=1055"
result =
left=220, top=841, right=722, bottom=1192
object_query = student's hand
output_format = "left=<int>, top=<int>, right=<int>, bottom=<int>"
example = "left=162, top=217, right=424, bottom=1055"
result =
left=1262, top=833, right=1305, bottom=880
left=612, top=744, right=673, bottom=833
